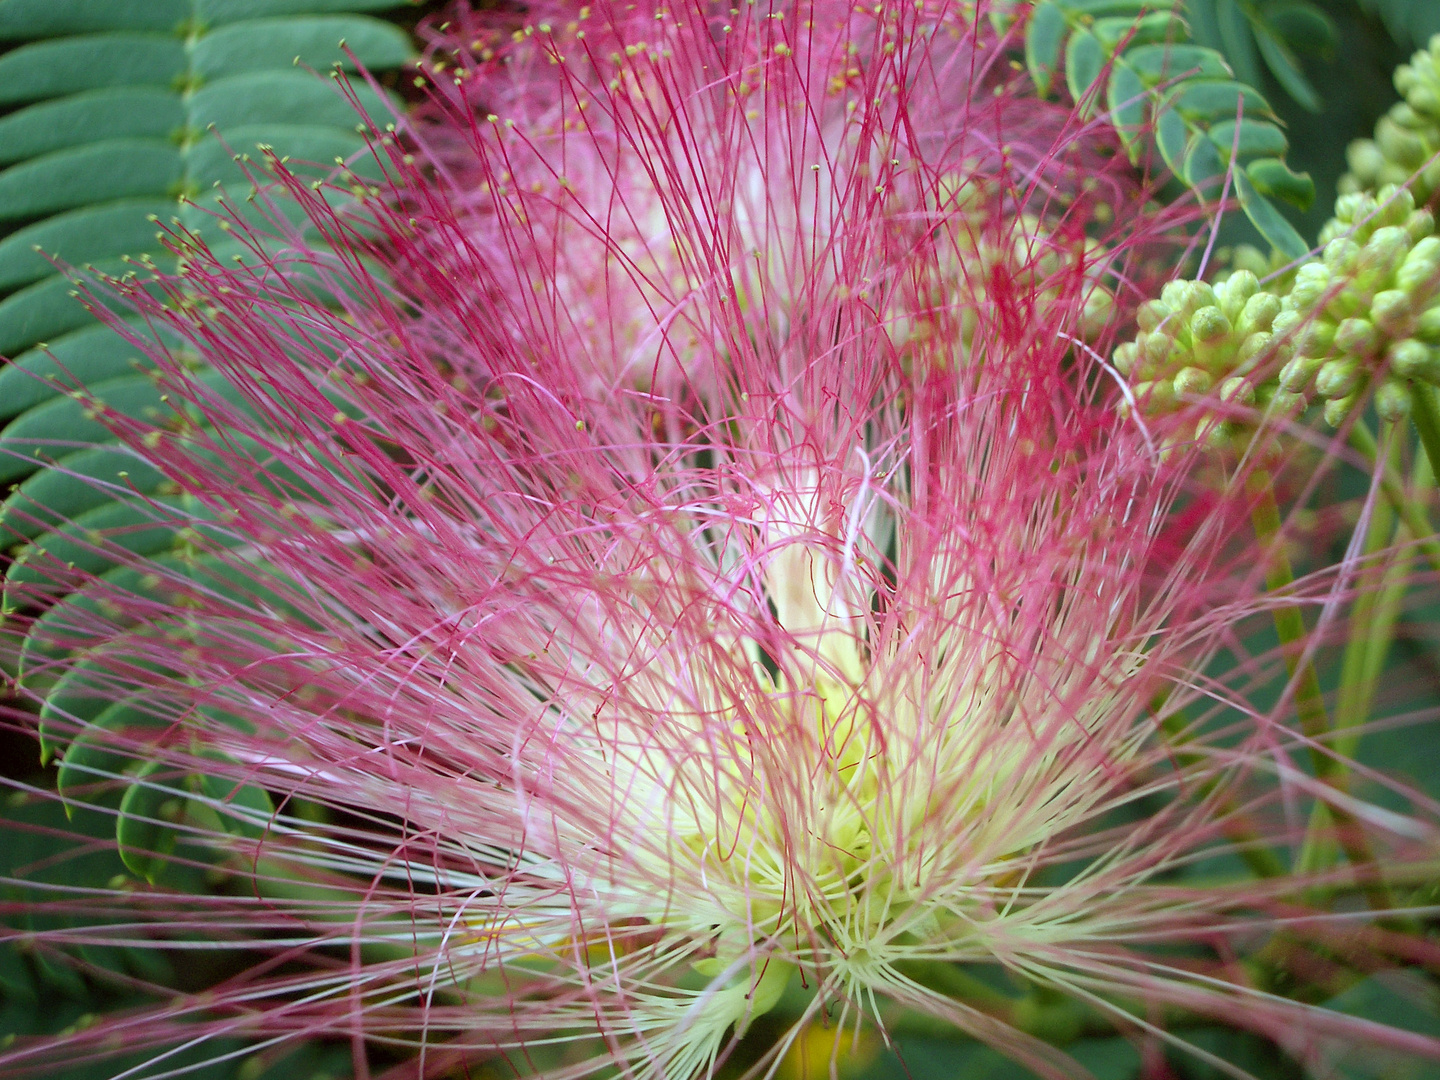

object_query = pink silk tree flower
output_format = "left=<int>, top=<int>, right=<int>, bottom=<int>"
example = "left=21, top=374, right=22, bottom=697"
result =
left=4, top=2, right=1439, bottom=1079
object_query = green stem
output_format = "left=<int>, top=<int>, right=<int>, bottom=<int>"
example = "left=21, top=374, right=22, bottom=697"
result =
left=1412, top=381, right=1440, bottom=481
left=1333, top=425, right=1399, bottom=756
left=1246, top=472, right=1393, bottom=911
left=1348, top=421, right=1440, bottom=576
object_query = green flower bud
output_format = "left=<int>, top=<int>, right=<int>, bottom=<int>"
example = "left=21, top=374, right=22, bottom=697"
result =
left=1390, top=104, right=1424, bottom=130
left=1396, top=63, right=1421, bottom=97
left=1296, top=319, right=1337, bottom=358
left=1218, top=375, right=1255, bottom=406
left=1161, top=280, right=1217, bottom=323
left=1335, top=192, right=1378, bottom=227
left=1377, top=116, right=1428, bottom=170
left=1219, top=271, right=1260, bottom=321
left=1345, top=140, right=1387, bottom=186
left=1316, top=357, right=1361, bottom=399
left=1132, top=380, right=1175, bottom=411
left=1288, top=263, right=1332, bottom=310
left=1136, top=299, right=1170, bottom=333
left=1205, top=418, right=1239, bottom=450
left=1405, top=235, right=1440, bottom=264
left=1396, top=238, right=1440, bottom=296
left=1372, top=289, right=1414, bottom=336
left=1267, top=388, right=1307, bottom=413
left=1416, top=304, right=1440, bottom=343
left=1235, top=291, right=1281, bottom=337
left=1324, top=392, right=1361, bottom=427
left=1325, top=283, right=1367, bottom=321
left=1190, top=305, right=1232, bottom=344
left=1377, top=184, right=1417, bottom=226
left=1235, top=331, right=1274, bottom=374
left=1080, top=287, right=1113, bottom=337
left=1144, top=331, right=1177, bottom=367
left=1376, top=378, right=1415, bottom=422
left=1279, top=353, right=1324, bottom=393
left=1113, top=341, right=1140, bottom=377
left=1173, top=366, right=1214, bottom=396
left=1388, top=337, right=1440, bottom=381
left=1407, top=208, right=1436, bottom=242
left=1410, top=86, right=1440, bottom=117
left=1360, top=226, right=1413, bottom=284
left=1271, top=309, right=1303, bottom=335
left=1334, top=317, right=1379, bottom=357
left=1323, top=236, right=1363, bottom=275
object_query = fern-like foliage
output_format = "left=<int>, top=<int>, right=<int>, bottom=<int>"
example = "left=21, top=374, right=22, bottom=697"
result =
left=1186, top=0, right=1338, bottom=113
left=1007, top=0, right=1317, bottom=258
left=0, top=0, right=414, bottom=894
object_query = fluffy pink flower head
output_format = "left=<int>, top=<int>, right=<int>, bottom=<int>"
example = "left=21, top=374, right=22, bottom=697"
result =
left=5, top=2, right=1434, bottom=1078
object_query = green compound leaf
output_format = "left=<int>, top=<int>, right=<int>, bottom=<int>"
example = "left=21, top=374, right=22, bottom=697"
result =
left=1207, top=117, right=1289, bottom=160
left=1124, top=42, right=1231, bottom=84
left=1190, top=0, right=1337, bottom=110
left=0, top=322, right=162, bottom=422
left=189, top=16, right=412, bottom=78
left=0, top=368, right=234, bottom=486
left=5, top=496, right=209, bottom=593
left=0, top=202, right=173, bottom=290
left=56, top=699, right=171, bottom=813
left=1250, top=15, right=1321, bottom=113
left=1065, top=28, right=1106, bottom=108
left=0, top=89, right=186, bottom=166
left=1107, top=62, right=1148, bottom=162
left=0, top=36, right=188, bottom=105
left=1234, top=167, right=1311, bottom=261
left=0, top=259, right=174, bottom=358
left=117, top=760, right=185, bottom=883
left=0, top=141, right=185, bottom=222
left=189, top=70, right=395, bottom=130
left=0, top=448, right=169, bottom=547
left=1164, top=77, right=1275, bottom=122
left=0, top=1, right=190, bottom=38
left=194, top=749, right=276, bottom=840
left=0, top=3, right=414, bottom=732
left=1025, top=1, right=1066, bottom=97
left=1182, top=129, right=1228, bottom=193
left=200, top=0, right=412, bottom=20
left=1245, top=155, right=1316, bottom=210
left=1022, top=3, right=1311, bottom=258
left=35, top=656, right=148, bottom=763
left=1090, top=10, right=1183, bottom=53
left=1154, top=105, right=1190, bottom=173
left=0, top=0, right=409, bottom=37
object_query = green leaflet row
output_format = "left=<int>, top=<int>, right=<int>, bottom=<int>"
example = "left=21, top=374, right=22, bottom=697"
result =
left=0, top=0, right=414, bottom=888
left=1019, top=0, right=1316, bottom=260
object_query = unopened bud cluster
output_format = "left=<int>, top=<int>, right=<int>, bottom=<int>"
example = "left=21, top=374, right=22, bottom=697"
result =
left=1115, top=185, right=1440, bottom=434
left=1341, top=34, right=1440, bottom=203
left=1113, top=270, right=1282, bottom=426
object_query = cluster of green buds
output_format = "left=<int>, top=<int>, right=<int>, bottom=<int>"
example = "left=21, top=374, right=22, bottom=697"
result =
left=1114, top=185, right=1440, bottom=436
left=1284, top=185, right=1440, bottom=425
left=1112, top=268, right=1286, bottom=434
left=1341, top=34, right=1440, bottom=203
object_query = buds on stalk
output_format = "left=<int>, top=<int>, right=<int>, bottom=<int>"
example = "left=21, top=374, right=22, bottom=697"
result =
left=1118, top=183, right=1440, bottom=436
left=1343, top=33, right=1440, bottom=202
